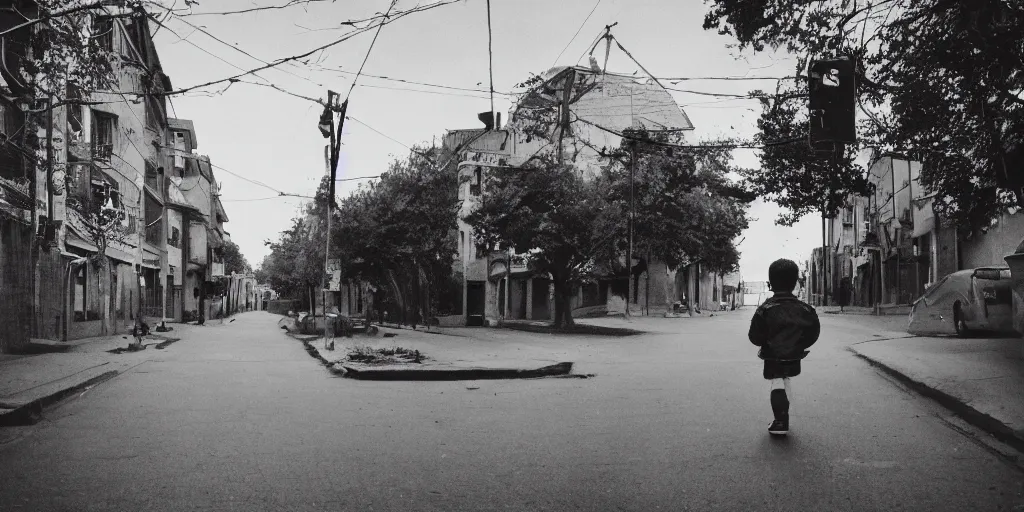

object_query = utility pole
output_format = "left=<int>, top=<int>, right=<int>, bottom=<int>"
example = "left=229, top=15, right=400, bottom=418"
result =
left=821, top=211, right=828, bottom=307
left=486, top=0, right=495, bottom=129
left=626, top=140, right=636, bottom=317
left=318, top=90, right=345, bottom=348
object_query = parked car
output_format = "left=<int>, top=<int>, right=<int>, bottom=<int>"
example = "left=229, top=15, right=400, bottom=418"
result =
left=908, top=267, right=1015, bottom=337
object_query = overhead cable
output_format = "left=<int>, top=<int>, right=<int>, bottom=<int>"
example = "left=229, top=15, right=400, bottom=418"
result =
left=570, top=112, right=802, bottom=150
left=151, top=12, right=325, bottom=89
left=345, top=0, right=398, bottom=101
left=327, top=67, right=512, bottom=96
left=153, top=0, right=461, bottom=98
left=553, top=0, right=603, bottom=68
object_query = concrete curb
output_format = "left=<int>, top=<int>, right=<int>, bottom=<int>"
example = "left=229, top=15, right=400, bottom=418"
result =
left=376, top=323, right=462, bottom=337
left=341, top=362, right=575, bottom=381
left=849, top=347, right=1024, bottom=454
left=0, top=369, right=119, bottom=427
left=288, top=333, right=579, bottom=381
left=499, top=323, right=644, bottom=337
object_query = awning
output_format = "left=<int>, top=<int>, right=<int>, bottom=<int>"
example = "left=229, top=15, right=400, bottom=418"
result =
left=140, top=256, right=161, bottom=269
left=65, top=230, right=137, bottom=264
left=207, top=227, right=224, bottom=248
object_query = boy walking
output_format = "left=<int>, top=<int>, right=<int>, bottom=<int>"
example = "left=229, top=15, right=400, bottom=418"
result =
left=748, top=259, right=821, bottom=436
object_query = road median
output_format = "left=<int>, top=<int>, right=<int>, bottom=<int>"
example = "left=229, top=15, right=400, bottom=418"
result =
left=288, top=331, right=582, bottom=381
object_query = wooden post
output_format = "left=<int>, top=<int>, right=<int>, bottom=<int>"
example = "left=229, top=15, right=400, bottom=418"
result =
left=557, top=69, right=575, bottom=165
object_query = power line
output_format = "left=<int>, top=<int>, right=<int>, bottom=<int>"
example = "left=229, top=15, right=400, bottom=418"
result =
left=345, top=0, right=398, bottom=101
left=356, top=83, right=493, bottom=99
left=207, top=161, right=287, bottom=195
left=664, top=87, right=760, bottom=99
left=171, top=0, right=367, bottom=18
left=552, top=0, right=602, bottom=67
left=153, top=0, right=461, bottom=98
left=570, top=111, right=802, bottom=150
left=347, top=116, right=425, bottom=155
left=326, top=67, right=512, bottom=96
left=336, top=175, right=382, bottom=182
left=152, top=12, right=325, bottom=89
left=663, top=76, right=798, bottom=82
left=221, top=196, right=307, bottom=202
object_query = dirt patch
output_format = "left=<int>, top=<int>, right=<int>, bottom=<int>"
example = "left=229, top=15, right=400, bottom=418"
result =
left=346, top=346, right=424, bottom=365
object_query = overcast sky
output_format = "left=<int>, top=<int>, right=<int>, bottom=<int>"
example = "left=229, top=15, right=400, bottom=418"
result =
left=151, top=0, right=823, bottom=282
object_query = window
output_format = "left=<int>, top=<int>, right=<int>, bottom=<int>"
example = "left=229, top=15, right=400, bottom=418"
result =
left=842, top=208, right=855, bottom=225
left=91, top=111, right=116, bottom=161
left=144, top=193, right=163, bottom=246
left=168, top=226, right=181, bottom=248
left=470, top=167, right=482, bottom=196
left=145, top=161, right=160, bottom=192
left=0, top=99, right=25, bottom=180
left=90, top=178, right=110, bottom=208
left=92, top=16, right=114, bottom=52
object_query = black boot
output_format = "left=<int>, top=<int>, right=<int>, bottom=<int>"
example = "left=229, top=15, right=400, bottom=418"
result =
left=769, top=389, right=790, bottom=435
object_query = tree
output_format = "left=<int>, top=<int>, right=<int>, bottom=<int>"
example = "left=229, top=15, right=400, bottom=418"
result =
left=260, top=144, right=462, bottom=324
left=64, top=172, right=133, bottom=333
left=742, top=81, right=869, bottom=225
left=253, top=256, right=270, bottom=284
left=464, top=154, right=620, bottom=328
left=222, top=241, right=251, bottom=275
left=600, top=129, right=753, bottom=272
left=261, top=176, right=332, bottom=309
left=334, top=145, right=460, bottom=325
left=703, top=0, right=1024, bottom=231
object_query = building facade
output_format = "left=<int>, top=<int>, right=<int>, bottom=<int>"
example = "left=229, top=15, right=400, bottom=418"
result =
left=0, top=4, right=238, bottom=351
left=15, top=5, right=176, bottom=342
left=450, top=65, right=725, bottom=326
left=814, top=151, right=1023, bottom=312
left=166, top=118, right=234, bottom=323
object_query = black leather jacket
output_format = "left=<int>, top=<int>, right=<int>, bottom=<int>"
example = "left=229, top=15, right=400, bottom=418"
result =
left=748, top=292, right=820, bottom=361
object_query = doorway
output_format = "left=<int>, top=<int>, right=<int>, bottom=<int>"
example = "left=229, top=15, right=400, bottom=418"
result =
left=466, top=281, right=485, bottom=326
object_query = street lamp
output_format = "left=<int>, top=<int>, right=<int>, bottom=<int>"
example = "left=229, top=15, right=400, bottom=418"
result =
left=318, top=107, right=333, bottom=139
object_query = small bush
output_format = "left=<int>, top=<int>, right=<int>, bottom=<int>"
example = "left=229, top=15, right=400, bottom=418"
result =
left=346, top=345, right=423, bottom=364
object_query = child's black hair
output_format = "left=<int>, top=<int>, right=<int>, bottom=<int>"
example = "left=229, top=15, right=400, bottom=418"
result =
left=768, top=259, right=799, bottom=293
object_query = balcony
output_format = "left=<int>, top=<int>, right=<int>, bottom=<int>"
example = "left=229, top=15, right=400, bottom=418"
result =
left=92, top=143, right=113, bottom=162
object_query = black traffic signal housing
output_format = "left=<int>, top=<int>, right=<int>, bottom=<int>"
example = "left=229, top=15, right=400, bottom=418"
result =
left=808, top=58, right=856, bottom=147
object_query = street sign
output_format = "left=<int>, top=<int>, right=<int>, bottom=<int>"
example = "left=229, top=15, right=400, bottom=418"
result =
left=326, top=259, right=341, bottom=292
left=808, top=58, right=856, bottom=145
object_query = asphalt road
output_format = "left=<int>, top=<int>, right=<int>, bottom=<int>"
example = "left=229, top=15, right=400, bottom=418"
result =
left=1, top=311, right=1022, bottom=511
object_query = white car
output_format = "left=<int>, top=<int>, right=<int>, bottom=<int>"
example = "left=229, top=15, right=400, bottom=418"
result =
left=908, top=267, right=1015, bottom=337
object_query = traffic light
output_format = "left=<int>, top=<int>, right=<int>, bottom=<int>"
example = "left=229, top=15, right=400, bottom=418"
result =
left=808, top=58, right=856, bottom=146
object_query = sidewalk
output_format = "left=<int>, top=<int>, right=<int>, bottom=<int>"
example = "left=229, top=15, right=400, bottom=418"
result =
left=849, top=334, right=1024, bottom=451
left=0, top=325, right=189, bottom=427
left=818, top=305, right=913, bottom=316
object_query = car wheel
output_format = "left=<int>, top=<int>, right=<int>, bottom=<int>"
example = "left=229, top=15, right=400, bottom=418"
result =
left=954, top=303, right=971, bottom=338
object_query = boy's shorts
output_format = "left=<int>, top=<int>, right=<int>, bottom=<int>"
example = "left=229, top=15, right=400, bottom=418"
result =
left=763, top=360, right=801, bottom=380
